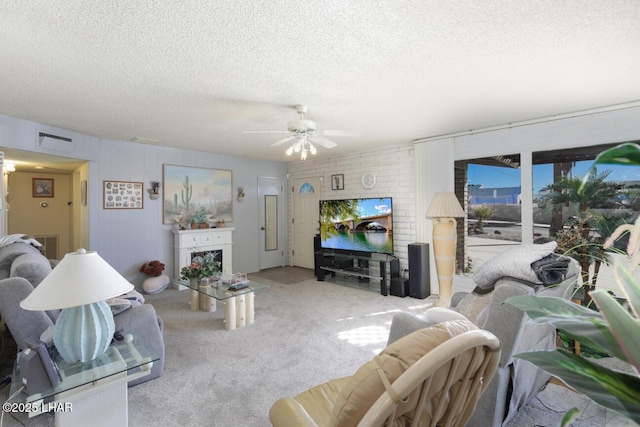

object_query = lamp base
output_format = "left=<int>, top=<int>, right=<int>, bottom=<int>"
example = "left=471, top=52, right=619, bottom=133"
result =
left=53, top=301, right=115, bottom=363
left=434, top=296, right=452, bottom=307
left=432, top=217, right=457, bottom=309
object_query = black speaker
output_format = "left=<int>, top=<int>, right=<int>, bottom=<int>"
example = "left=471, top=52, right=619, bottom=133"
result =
left=408, top=243, right=430, bottom=299
left=390, top=277, right=409, bottom=297
left=313, top=235, right=322, bottom=277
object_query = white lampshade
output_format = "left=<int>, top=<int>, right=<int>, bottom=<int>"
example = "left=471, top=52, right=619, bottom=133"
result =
left=21, top=248, right=133, bottom=311
left=20, top=248, right=133, bottom=363
left=426, top=192, right=465, bottom=218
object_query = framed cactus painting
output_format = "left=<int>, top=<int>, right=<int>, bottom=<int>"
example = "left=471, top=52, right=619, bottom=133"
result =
left=162, top=165, right=233, bottom=225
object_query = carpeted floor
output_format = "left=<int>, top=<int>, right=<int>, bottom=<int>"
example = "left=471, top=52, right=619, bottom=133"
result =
left=2, top=269, right=637, bottom=426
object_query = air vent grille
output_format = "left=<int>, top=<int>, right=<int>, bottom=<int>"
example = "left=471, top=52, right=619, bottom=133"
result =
left=38, top=132, right=72, bottom=142
left=34, top=235, right=59, bottom=260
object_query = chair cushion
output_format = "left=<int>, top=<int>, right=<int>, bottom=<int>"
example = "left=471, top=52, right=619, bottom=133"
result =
left=331, top=320, right=478, bottom=427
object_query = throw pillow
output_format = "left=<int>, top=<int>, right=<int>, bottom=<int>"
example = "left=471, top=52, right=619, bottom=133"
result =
left=473, top=242, right=557, bottom=291
left=332, top=319, right=478, bottom=427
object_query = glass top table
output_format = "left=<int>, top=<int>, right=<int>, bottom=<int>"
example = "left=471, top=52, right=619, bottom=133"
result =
left=173, top=278, right=269, bottom=300
left=11, top=336, right=159, bottom=405
left=173, top=278, right=269, bottom=330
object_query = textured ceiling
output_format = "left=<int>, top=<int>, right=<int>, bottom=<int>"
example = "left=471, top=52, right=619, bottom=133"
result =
left=1, top=1, right=640, bottom=164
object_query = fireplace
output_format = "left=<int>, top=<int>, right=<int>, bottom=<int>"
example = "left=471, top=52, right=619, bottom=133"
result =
left=173, top=228, right=235, bottom=288
left=190, top=249, right=222, bottom=266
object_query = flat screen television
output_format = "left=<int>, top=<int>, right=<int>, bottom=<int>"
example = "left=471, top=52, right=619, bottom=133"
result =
left=319, top=197, right=393, bottom=255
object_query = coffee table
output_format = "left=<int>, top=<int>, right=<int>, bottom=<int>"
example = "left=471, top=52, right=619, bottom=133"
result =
left=173, top=279, right=269, bottom=330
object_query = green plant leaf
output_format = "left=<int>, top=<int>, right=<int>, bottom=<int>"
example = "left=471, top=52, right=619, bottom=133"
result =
left=515, top=350, right=640, bottom=423
left=591, top=143, right=640, bottom=166
left=591, top=289, right=640, bottom=373
left=507, top=295, right=603, bottom=319
left=531, top=314, right=621, bottom=359
left=615, top=263, right=640, bottom=319
left=507, top=295, right=626, bottom=359
left=560, top=408, right=580, bottom=427
left=580, top=143, right=640, bottom=193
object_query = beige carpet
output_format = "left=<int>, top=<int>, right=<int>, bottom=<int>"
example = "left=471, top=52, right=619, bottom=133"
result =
left=127, top=276, right=435, bottom=426
left=2, top=274, right=637, bottom=426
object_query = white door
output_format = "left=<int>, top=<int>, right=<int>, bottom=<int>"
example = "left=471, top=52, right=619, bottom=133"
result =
left=258, top=176, right=284, bottom=270
left=292, top=177, right=322, bottom=269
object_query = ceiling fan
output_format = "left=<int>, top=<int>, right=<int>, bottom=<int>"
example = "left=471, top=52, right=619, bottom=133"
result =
left=243, top=105, right=357, bottom=159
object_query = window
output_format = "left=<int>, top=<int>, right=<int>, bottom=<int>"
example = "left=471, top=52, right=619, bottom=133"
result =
left=455, top=154, right=521, bottom=273
left=455, top=142, right=640, bottom=288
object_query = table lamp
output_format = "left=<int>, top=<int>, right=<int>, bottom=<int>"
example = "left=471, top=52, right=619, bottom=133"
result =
left=21, top=249, right=133, bottom=363
left=426, top=192, right=465, bottom=307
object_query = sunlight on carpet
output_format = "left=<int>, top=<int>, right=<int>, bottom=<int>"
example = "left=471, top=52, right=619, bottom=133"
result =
left=336, top=325, right=389, bottom=347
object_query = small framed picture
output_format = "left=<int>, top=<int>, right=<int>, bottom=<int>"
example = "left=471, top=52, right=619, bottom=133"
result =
left=331, top=174, right=345, bottom=190
left=32, top=178, right=54, bottom=198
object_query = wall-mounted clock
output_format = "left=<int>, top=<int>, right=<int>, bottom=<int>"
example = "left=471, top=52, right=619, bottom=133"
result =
left=361, top=172, right=376, bottom=189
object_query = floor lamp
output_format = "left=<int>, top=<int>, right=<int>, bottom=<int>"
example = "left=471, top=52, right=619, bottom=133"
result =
left=426, top=192, right=465, bottom=307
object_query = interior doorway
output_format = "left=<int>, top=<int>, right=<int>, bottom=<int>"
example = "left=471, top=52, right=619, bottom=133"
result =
left=1, top=147, right=88, bottom=257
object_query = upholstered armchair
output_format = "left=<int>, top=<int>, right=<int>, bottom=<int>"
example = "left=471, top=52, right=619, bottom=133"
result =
left=389, top=243, right=581, bottom=427
left=269, top=319, right=501, bottom=427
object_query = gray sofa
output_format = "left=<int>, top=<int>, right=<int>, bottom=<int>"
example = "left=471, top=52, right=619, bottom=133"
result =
left=388, top=252, right=580, bottom=427
left=0, top=242, right=165, bottom=386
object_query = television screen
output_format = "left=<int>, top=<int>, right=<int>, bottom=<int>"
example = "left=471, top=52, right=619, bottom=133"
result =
left=319, top=197, right=393, bottom=254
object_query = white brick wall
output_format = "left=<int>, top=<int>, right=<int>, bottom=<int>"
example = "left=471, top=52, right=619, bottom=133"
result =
left=287, top=142, right=416, bottom=272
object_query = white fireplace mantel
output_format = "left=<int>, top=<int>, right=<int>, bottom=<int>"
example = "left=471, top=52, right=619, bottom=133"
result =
left=172, top=228, right=235, bottom=284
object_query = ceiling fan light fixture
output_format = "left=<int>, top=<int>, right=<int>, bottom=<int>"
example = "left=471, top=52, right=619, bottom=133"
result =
left=246, top=104, right=352, bottom=159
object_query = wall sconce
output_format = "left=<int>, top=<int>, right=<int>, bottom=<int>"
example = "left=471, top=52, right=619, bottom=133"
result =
left=148, top=181, right=160, bottom=200
left=237, top=187, right=245, bottom=202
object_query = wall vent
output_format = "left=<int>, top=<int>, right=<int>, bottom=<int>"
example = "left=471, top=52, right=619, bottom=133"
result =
left=34, top=235, right=59, bottom=260
left=38, top=132, right=74, bottom=153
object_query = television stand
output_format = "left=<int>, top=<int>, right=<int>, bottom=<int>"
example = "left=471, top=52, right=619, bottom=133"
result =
left=315, top=250, right=399, bottom=296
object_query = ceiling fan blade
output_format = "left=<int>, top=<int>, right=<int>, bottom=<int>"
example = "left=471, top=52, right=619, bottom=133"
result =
left=308, top=136, right=337, bottom=149
left=319, top=130, right=359, bottom=137
left=243, top=130, right=290, bottom=134
left=270, top=136, right=296, bottom=147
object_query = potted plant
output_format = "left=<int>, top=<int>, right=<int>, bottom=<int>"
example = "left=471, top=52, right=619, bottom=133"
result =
left=180, top=252, right=222, bottom=282
left=507, top=142, right=640, bottom=425
left=194, top=208, right=208, bottom=228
